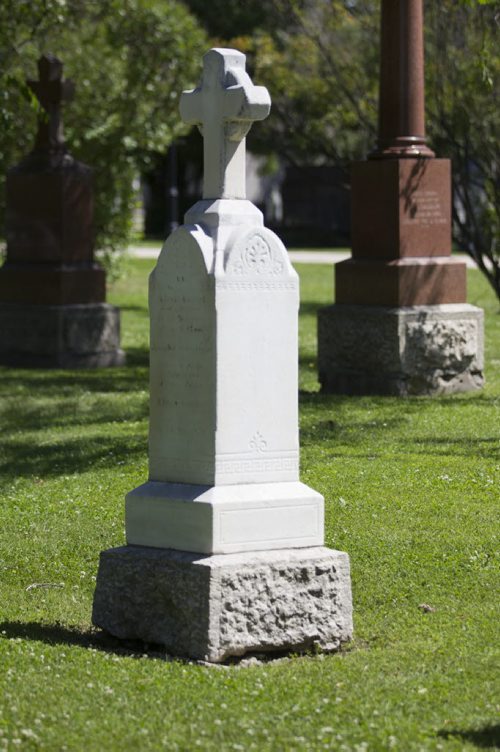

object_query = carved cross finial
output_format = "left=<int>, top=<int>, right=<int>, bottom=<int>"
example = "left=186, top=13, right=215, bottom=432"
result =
left=180, top=48, right=271, bottom=200
left=28, top=54, right=75, bottom=153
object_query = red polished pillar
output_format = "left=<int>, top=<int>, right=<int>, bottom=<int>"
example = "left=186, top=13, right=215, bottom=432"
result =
left=374, top=0, right=434, bottom=158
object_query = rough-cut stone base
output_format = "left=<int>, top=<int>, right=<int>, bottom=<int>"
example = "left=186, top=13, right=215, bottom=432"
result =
left=318, top=303, right=484, bottom=396
left=0, top=302, right=125, bottom=368
left=92, top=545, right=352, bottom=663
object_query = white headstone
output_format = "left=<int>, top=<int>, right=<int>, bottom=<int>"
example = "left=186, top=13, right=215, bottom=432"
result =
left=125, top=48, right=324, bottom=554
left=93, top=48, right=352, bottom=661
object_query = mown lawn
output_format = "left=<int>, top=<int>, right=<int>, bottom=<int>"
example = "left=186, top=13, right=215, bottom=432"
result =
left=0, top=258, right=499, bottom=751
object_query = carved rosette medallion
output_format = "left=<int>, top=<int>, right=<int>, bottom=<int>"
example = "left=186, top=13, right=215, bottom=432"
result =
left=228, top=232, right=284, bottom=276
left=245, top=235, right=271, bottom=271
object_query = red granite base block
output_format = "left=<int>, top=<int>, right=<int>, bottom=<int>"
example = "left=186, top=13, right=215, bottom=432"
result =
left=0, top=264, right=106, bottom=305
left=335, top=257, right=466, bottom=306
left=351, top=158, right=451, bottom=260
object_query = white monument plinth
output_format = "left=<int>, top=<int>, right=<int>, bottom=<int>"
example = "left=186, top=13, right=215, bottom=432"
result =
left=92, top=49, right=352, bottom=662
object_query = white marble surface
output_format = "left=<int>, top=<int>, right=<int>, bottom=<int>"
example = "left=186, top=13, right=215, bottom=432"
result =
left=147, top=215, right=300, bottom=487
left=126, top=481, right=323, bottom=554
left=126, top=48, right=324, bottom=552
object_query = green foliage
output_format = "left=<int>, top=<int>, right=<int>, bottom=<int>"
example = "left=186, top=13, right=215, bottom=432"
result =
left=460, top=0, right=498, bottom=6
left=247, top=2, right=380, bottom=166
left=426, top=0, right=500, bottom=300
left=0, top=0, right=207, bottom=264
left=183, top=0, right=270, bottom=39
left=0, top=260, right=498, bottom=749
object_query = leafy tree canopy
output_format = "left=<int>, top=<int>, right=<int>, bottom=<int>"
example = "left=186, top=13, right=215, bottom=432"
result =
left=0, top=0, right=207, bottom=266
left=426, top=0, right=499, bottom=297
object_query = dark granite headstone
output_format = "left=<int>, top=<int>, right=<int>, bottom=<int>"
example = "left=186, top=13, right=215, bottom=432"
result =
left=0, top=54, right=124, bottom=367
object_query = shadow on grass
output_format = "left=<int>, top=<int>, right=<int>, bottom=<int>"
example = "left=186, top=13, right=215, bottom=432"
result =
left=124, top=346, right=149, bottom=368
left=297, top=392, right=499, bottom=460
left=301, top=428, right=500, bottom=461
left=0, top=347, right=150, bottom=435
left=411, top=436, right=500, bottom=460
left=0, top=433, right=146, bottom=482
left=437, top=724, right=500, bottom=749
left=298, top=386, right=500, bottom=407
left=0, top=353, right=151, bottom=483
left=0, top=620, right=342, bottom=667
left=1, top=395, right=149, bottom=434
left=120, top=304, right=149, bottom=315
left=299, top=302, right=326, bottom=317
left=0, top=620, right=167, bottom=661
left=300, top=416, right=406, bottom=445
left=0, top=348, right=149, bottom=393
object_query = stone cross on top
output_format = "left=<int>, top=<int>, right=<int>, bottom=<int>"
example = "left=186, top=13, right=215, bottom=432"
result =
left=180, top=48, right=270, bottom=200
left=28, top=53, right=75, bottom=153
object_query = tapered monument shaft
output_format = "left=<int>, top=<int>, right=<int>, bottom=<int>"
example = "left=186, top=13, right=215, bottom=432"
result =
left=373, top=0, right=434, bottom=158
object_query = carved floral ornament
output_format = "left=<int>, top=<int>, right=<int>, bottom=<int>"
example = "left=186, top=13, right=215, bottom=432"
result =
left=228, top=233, right=285, bottom=276
left=249, top=431, right=268, bottom=453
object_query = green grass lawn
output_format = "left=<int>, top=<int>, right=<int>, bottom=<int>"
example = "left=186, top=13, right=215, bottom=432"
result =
left=0, top=259, right=499, bottom=751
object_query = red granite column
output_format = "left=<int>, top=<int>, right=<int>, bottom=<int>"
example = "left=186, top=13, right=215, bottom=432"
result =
left=334, top=0, right=466, bottom=307
left=374, top=0, right=434, bottom=158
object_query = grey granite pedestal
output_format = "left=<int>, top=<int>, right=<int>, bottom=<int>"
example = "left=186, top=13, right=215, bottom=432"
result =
left=92, top=545, right=353, bottom=663
left=0, top=302, right=125, bottom=368
left=318, top=303, right=484, bottom=396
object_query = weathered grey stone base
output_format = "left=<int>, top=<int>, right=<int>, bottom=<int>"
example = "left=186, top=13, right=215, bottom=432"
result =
left=92, top=545, right=353, bottom=662
left=0, top=302, right=125, bottom=368
left=318, top=303, right=484, bottom=396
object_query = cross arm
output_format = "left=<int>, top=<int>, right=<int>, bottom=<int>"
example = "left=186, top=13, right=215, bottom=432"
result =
left=179, top=88, right=202, bottom=126
left=179, top=47, right=271, bottom=200
left=223, top=67, right=270, bottom=141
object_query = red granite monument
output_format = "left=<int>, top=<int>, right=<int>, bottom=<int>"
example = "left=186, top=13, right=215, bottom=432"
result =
left=0, top=54, right=124, bottom=367
left=318, top=0, right=484, bottom=395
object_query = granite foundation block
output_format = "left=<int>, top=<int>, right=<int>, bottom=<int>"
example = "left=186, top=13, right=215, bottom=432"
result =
left=92, top=545, right=353, bottom=663
left=318, top=303, right=484, bottom=396
left=0, top=302, right=125, bottom=368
